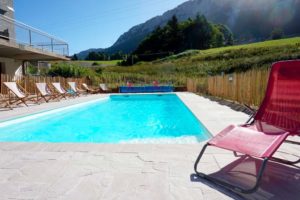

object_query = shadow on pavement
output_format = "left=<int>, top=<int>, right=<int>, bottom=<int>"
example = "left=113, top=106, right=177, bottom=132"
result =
left=191, top=155, right=300, bottom=200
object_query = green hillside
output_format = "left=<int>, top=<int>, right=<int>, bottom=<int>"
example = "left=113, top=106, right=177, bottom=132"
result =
left=104, top=37, right=300, bottom=77
left=50, top=37, right=300, bottom=87
left=67, top=60, right=121, bottom=67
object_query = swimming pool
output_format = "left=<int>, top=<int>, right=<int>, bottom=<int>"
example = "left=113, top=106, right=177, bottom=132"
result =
left=0, top=94, right=210, bottom=143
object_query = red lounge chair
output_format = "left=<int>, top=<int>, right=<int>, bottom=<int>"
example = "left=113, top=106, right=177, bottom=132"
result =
left=126, top=81, right=133, bottom=87
left=153, top=80, right=159, bottom=87
left=194, top=60, right=300, bottom=194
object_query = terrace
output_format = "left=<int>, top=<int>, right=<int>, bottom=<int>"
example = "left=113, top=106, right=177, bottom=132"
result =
left=0, top=1, right=299, bottom=198
left=0, top=59, right=300, bottom=199
left=0, top=15, right=69, bottom=61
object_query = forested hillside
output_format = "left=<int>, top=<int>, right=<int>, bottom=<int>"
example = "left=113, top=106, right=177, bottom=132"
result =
left=121, top=15, right=233, bottom=64
left=77, top=0, right=300, bottom=58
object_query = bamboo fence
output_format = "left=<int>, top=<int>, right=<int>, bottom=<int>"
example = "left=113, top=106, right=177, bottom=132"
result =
left=1, top=68, right=270, bottom=107
left=98, top=73, right=187, bottom=87
left=0, top=73, right=186, bottom=96
left=187, top=68, right=270, bottom=106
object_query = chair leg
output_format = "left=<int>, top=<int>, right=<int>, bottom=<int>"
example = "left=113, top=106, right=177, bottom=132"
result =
left=270, top=139, right=300, bottom=165
left=16, top=98, right=28, bottom=107
left=42, top=95, right=50, bottom=103
left=21, top=99, right=28, bottom=106
left=270, top=157, right=300, bottom=165
left=26, top=96, right=39, bottom=105
left=194, top=143, right=269, bottom=194
left=3, top=101, right=12, bottom=110
left=52, top=94, right=60, bottom=101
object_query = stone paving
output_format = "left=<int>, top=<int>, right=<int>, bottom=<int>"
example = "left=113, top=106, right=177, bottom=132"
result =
left=0, top=93, right=299, bottom=199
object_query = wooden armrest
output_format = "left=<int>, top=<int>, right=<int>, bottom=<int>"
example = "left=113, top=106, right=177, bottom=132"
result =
left=17, top=83, right=30, bottom=96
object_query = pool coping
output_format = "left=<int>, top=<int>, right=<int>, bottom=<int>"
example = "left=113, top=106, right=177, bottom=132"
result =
left=0, top=97, right=109, bottom=125
left=0, top=94, right=108, bottom=123
left=175, top=94, right=213, bottom=139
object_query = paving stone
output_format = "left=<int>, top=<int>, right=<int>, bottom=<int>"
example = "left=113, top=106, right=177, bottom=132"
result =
left=169, top=185, right=204, bottom=200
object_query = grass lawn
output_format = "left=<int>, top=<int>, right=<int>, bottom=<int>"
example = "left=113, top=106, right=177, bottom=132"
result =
left=104, top=37, right=300, bottom=77
left=196, top=37, right=300, bottom=55
left=69, top=60, right=121, bottom=67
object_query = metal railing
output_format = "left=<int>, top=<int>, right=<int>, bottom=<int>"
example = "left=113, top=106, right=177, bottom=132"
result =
left=0, top=15, right=69, bottom=56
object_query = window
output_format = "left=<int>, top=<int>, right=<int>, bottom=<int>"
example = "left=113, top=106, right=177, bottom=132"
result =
left=0, top=8, right=6, bottom=15
left=0, top=1, right=8, bottom=15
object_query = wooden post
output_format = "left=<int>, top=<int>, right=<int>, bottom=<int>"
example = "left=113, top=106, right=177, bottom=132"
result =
left=22, top=61, right=26, bottom=76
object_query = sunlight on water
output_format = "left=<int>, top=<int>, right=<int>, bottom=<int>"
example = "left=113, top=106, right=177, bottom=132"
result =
left=0, top=94, right=210, bottom=143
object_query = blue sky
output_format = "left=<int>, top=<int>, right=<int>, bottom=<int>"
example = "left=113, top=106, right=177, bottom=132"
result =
left=15, top=0, right=188, bottom=55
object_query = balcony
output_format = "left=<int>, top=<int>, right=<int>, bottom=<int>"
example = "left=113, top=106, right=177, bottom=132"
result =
left=0, top=15, right=69, bottom=60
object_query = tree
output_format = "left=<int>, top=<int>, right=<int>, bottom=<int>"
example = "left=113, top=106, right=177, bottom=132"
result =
left=27, top=64, right=38, bottom=75
left=182, top=15, right=213, bottom=50
left=134, top=26, right=167, bottom=61
left=48, top=62, right=92, bottom=78
left=165, top=15, right=183, bottom=52
left=85, top=51, right=125, bottom=61
left=124, top=15, right=234, bottom=64
left=71, top=54, right=78, bottom=60
left=211, top=26, right=225, bottom=47
left=111, top=51, right=124, bottom=60
left=215, top=24, right=234, bottom=45
left=86, top=52, right=99, bottom=60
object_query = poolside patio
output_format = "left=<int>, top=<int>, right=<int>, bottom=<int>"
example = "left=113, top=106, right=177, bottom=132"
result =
left=0, top=92, right=299, bottom=199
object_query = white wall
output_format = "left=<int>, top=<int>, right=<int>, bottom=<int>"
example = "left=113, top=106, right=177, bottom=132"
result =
left=0, top=57, right=22, bottom=74
left=0, top=0, right=15, bottom=39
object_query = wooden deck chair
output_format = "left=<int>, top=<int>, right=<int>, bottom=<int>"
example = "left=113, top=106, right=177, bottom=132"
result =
left=3, top=82, right=37, bottom=106
left=51, top=82, right=68, bottom=99
left=35, top=83, right=58, bottom=103
left=82, top=83, right=98, bottom=94
left=68, top=82, right=85, bottom=96
left=194, top=60, right=300, bottom=194
left=99, top=83, right=112, bottom=93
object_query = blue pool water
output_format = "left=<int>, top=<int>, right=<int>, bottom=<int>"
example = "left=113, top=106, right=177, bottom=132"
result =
left=0, top=94, right=210, bottom=143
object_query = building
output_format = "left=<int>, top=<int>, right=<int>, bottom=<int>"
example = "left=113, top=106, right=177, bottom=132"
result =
left=0, top=0, right=69, bottom=76
left=0, top=0, right=15, bottom=40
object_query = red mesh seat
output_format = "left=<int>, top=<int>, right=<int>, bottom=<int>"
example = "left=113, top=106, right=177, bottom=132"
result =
left=209, top=124, right=289, bottom=158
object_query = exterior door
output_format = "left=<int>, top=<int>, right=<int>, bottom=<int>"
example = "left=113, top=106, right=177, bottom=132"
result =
left=0, top=62, right=4, bottom=74
left=0, top=62, right=2, bottom=74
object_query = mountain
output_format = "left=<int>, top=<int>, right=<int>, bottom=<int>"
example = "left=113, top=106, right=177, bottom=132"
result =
left=77, top=0, right=300, bottom=59
left=76, top=48, right=104, bottom=61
